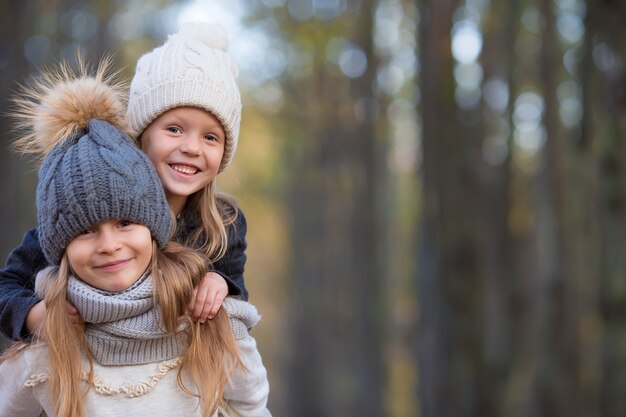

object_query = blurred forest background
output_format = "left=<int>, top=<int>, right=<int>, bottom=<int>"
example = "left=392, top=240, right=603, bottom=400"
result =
left=1, top=0, right=625, bottom=416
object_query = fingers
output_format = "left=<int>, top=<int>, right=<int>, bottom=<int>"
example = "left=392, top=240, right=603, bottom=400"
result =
left=66, top=301, right=78, bottom=315
left=194, top=287, right=224, bottom=323
left=189, top=272, right=228, bottom=323
left=207, top=289, right=227, bottom=320
left=198, top=290, right=218, bottom=323
left=191, top=286, right=214, bottom=323
left=68, top=312, right=84, bottom=327
left=26, top=300, right=82, bottom=340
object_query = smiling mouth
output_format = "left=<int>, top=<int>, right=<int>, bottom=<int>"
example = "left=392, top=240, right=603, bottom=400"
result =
left=95, top=259, right=130, bottom=271
left=170, top=164, right=199, bottom=175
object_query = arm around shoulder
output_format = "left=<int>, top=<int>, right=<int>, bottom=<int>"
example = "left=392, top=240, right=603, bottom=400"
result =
left=213, top=208, right=249, bottom=301
left=0, top=228, right=48, bottom=341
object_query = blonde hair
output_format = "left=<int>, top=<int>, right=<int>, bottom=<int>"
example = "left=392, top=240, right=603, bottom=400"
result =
left=183, top=182, right=239, bottom=264
left=3, top=241, right=243, bottom=417
left=135, top=121, right=239, bottom=266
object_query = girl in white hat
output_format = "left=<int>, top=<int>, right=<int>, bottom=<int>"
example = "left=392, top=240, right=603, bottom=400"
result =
left=0, top=61, right=270, bottom=417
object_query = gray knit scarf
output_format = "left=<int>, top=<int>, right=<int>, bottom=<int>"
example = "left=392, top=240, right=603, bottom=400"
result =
left=66, top=273, right=189, bottom=366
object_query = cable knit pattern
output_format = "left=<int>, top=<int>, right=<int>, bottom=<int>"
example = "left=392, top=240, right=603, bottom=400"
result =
left=127, top=22, right=241, bottom=172
left=66, top=274, right=189, bottom=366
left=36, top=119, right=173, bottom=265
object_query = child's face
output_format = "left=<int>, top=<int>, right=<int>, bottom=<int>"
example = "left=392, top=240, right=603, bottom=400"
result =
left=65, top=219, right=153, bottom=292
left=140, top=106, right=226, bottom=214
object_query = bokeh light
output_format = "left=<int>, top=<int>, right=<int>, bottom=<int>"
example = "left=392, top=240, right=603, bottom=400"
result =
left=451, top=20, right=483, bottom=64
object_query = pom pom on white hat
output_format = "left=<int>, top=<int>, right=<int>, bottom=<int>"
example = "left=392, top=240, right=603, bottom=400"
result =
left=127, top=22, right=241, bottom=172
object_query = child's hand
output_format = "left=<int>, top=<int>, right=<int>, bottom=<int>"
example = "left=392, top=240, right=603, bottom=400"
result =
left=25, top=300, right=79, bottom=335
left=189, top=272, right=228, bottom=323
left=25, top=300, right=47, bottom=334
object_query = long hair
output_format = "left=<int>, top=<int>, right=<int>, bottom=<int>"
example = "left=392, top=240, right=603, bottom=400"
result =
left=133, top=129, right=239, bottom=264
left=39, top=257, right=93, bottom=417
left=180, top=180, right=239, bottom=264
left=17, top=241, right=243, bottom=417
left=151, top=241, right=244, bottom=416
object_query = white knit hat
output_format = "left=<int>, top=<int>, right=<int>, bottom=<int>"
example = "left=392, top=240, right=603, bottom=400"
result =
left=127, top=22, right=241, bottom=171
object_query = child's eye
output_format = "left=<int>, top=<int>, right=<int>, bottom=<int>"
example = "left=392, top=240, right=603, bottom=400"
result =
left=79, top=228, right=95, bottom=235
left=118, top=220, right=135, bottom=228
left=166, top=126, right=182, bottom=134
left=203, top=134, right=218, bottom=142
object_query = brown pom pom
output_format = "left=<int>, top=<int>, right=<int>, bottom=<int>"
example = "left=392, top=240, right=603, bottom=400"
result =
left=11, top=55, right=129, bottom=162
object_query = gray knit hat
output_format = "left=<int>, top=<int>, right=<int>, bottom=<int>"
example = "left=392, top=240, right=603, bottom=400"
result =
left=37, top=120, right=172, bottom=265
left=12, top=61, right=172, bottom=265
left=127, top=22, right=241, bottom=172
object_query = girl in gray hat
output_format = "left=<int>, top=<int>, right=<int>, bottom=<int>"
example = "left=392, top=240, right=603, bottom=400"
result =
left=0, top=62, right=270, bottom=417
left=0, top=22, right=251, bottom=343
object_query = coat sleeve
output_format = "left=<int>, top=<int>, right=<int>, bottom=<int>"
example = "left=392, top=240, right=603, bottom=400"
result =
left=212, top=208, right=249, bottom=301
left=0, top=228, right=48, bottom=341
left=0, top=348, right=45, bottom=417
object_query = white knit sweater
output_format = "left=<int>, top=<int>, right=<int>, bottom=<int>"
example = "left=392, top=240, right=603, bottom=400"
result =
left=0, top=318, right=271, bottom=417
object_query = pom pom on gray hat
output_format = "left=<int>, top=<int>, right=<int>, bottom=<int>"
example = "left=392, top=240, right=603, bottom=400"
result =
left=127, top=22, right=242, bottom=173
left=12, top=60, right=173, bottom=265
left=36, top=119, right=172, bottom=265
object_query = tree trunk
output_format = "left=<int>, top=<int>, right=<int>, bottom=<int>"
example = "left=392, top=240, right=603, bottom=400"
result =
left=417, top=1, right=490, bottom=416
left=284, top=2, right=386, bottom=415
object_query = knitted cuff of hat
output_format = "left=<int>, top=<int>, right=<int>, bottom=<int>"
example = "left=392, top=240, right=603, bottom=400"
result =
left=126, top=22, right=242, bottom=173
left=67, top=274, right=189, bottom=365
left=223, top=298, right=260, bottom=340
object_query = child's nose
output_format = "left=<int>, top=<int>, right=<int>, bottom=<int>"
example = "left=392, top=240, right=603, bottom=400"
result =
left=97, top=229, right=122, bottom=253
left=179, top=134, right=202, bottom=156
